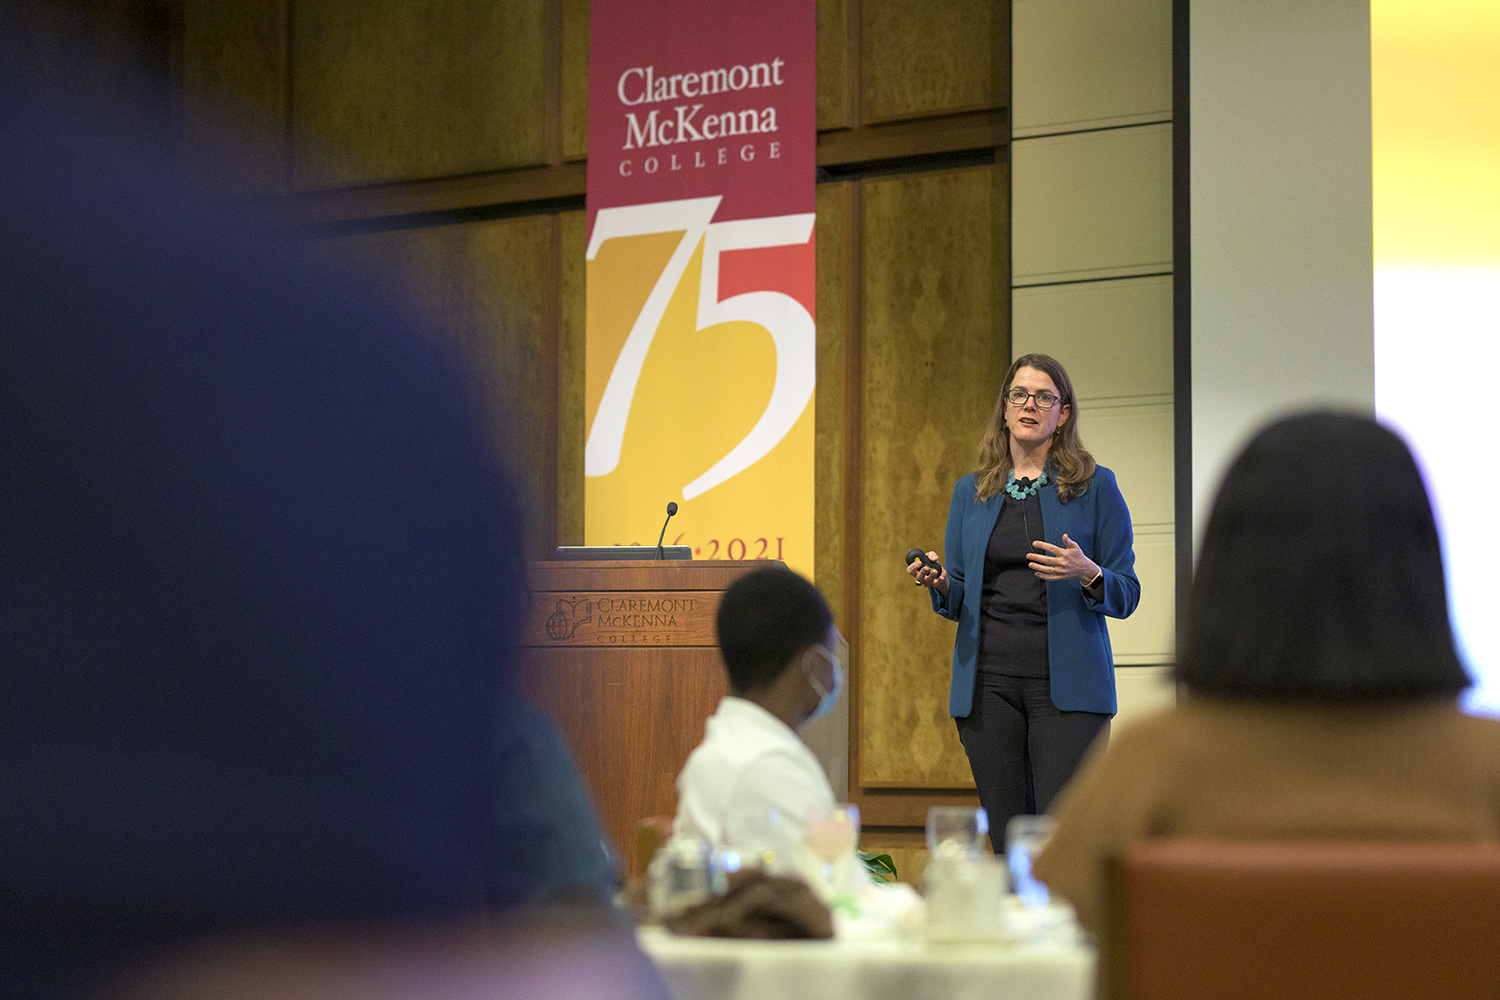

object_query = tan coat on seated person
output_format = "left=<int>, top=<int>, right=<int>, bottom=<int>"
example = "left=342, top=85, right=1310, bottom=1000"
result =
left=1034, top=413, right=1500, bottom=935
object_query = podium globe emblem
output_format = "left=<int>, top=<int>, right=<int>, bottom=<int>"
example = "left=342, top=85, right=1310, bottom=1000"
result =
left=545, top=610, right=573, bottom=640
left=545, top=596, right=592, bottom=640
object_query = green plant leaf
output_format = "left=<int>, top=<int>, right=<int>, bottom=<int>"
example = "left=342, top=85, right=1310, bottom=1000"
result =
left=857, top=850, right=898, bottom=883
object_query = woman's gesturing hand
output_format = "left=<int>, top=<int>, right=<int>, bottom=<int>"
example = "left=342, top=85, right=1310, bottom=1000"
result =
left=906, top=549, right=950, bottom=597
left=1029, top=533, right=1100, bottom=584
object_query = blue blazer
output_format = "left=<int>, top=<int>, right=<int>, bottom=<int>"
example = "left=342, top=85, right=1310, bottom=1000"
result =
left=930, top=466, right=1140, bottom=717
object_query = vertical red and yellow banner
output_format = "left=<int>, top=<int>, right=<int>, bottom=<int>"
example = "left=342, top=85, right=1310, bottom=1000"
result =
left=585, top=0, right=816, bottom=577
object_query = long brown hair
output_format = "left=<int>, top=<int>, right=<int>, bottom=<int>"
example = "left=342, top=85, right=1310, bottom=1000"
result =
left=974, top=354, right=1095, bottom=503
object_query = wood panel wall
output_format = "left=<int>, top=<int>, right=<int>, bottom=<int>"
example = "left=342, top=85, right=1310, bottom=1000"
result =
left=177, top=0, right=1011, bottom=883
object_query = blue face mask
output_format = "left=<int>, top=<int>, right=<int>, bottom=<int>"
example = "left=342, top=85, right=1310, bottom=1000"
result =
left=800, top=643, right=844, bottom=722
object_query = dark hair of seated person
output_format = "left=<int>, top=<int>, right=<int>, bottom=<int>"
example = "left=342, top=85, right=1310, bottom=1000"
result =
left=1175, top=411, right=1470, bottom=700
left=716, top=567, right=834, bottom=695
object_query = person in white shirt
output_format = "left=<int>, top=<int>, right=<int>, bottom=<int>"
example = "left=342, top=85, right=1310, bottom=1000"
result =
left=674, top=567, right=844, bottom=850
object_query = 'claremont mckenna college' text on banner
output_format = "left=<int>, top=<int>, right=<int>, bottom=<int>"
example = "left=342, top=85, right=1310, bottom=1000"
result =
left=584, top=0, right=816, bottom=578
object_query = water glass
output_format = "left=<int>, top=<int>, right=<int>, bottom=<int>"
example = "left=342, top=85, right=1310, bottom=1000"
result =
left=1005, top=814, right=1057, bottom=908
left=926, top=805, right=990, bottom=860
left=924, top=854, right=1007, bottom=941
left=804, top=803, right=860, bottom=864
left=647, top=837, right=728, bottom=918
left=802, top=803, right=861, bottom=895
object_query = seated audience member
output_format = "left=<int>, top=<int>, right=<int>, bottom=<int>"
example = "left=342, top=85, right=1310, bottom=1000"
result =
left=0, top=23, right=652, bottom=999
left=675, top=567, right=845, bottom=850
left=1033, top=412, right=1500, bottom=935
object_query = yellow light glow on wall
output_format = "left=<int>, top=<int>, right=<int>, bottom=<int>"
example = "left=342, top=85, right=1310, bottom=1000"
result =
left=1372, top=0, right=1500, bottom=265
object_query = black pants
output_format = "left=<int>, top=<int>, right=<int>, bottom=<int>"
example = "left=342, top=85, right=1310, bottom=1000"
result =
left=955, top=673, right=1109, bottom=854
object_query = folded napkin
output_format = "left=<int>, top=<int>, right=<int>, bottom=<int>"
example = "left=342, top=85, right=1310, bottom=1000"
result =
left=664, top=870, right=834, bottom=940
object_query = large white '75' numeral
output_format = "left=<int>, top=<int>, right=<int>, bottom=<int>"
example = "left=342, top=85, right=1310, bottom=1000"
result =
left=584, top=197, right=816, bottom=500
left=584, top=197, right=720, bottom=481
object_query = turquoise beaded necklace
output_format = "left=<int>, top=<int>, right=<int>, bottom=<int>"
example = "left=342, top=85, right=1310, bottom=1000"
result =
left=1004, top=469, right=1048, bottom=501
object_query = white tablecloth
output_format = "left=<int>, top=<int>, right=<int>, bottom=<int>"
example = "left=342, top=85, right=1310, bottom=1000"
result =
left=637, top=927, right=1095, bottom=1000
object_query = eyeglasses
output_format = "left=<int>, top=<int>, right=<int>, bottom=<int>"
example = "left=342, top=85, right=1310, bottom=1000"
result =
left=1005, top=387, right=1061, bottom=410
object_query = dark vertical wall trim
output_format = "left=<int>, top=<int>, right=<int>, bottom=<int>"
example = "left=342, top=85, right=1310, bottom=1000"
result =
left=1002, top=1, right=1013, bottom=372
left=1172, top=0, right=1192, bottom=654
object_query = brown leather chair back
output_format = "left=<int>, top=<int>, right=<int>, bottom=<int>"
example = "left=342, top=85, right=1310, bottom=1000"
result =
left=1107, top=839, right=1500, bottom=1000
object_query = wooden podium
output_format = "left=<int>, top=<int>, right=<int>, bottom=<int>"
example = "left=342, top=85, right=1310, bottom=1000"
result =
left=516, top=560, right=765, bottom=877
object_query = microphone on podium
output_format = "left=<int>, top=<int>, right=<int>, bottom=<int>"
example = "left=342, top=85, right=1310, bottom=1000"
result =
left=656, top=501, right=679, bottom=560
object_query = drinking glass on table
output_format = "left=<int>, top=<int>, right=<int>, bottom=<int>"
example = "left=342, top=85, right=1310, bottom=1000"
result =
left=647, top=837, right=728, bottom=918
left=926, top=805, right=990, bottom=860
left=924, top=806, right=1004, bottom=940
left=804, top=803, right=861, bottom=892
left=1005, top=814, right=1057, bottom=908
